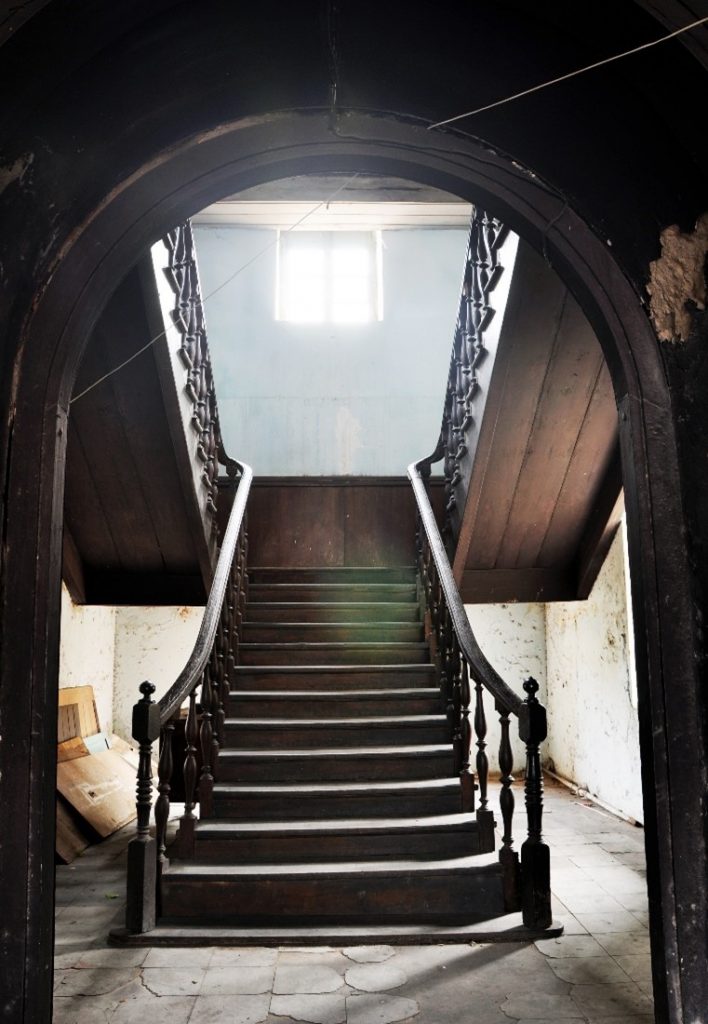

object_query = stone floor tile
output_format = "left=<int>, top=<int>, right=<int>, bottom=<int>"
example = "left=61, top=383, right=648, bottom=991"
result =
left=515, top=1019, right=584, bottom=1024
left=200, top=965, right=275, bottom=995
left=73, top=947, right=148, bottom=968
left=557, top=893, right=626, bottom=914
left=535, top=935, right=607, bottom=959
left=547, top=956, right=631, bottom=985
left=612, top=891, right=648, bottom=913
left=189, top=994, right=270, bottom=1024
left=278, top=951, right=349, bottom=971
left=584, top=1018, right=654, bottom=1024
left=53, top=966, right=140, bottom=996
left=631, top=910, right=650, bottom=928
left=274, top=964, right=344, bottom=995
left=570, top=982, right=654, bottom=1017
left=345, top=964, right=407, bottom=993
left=342, top=946, right=396, bottom=964
left=575, top=911, right=647, bottom=934
left=500, top=992, right=580, bottom=1019
left=270, top=993, right=346, bottom=1024
left=143, top=946, right=215, bottom=968
left=593, top=932, right=651, bottom=957
left=210, top=947, right=278, bottom=967
left=612, top=953, right=652, bottom=984
left=141, top=966, right=205, bottom=995
left=345, top=993, right=419, bottom=1024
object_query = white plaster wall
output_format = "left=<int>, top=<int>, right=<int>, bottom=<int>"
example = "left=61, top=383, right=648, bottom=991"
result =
left=58, top=584, right=116, bottom=735
left=464, top=602, right=547, bottom=774
left=545, top=526, right=643, bottom=823
left=112, top=606, right=204, bottom=742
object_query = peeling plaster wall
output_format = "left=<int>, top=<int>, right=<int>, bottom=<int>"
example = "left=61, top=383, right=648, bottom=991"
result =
left=58, top=584, right=116, bottom=735
left=545, top=527, right=643, bottom=823
left=464, top=602, right=547, bottom=773
left=112, top=606, right=203, bottom=742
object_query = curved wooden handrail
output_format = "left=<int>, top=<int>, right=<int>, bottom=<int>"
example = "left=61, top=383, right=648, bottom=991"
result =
left=408, top=455, right=522, bottom=717
left=158, top=458, right=252, bottom=723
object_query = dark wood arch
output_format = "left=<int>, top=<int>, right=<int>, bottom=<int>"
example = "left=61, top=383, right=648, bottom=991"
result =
left=1, top=5, right=707, bottom=1023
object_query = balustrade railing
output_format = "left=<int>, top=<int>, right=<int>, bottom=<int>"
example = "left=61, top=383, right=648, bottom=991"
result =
left=125, top=456, right=251, bottom=933
left=409, top=459, right=551, bottom=928
left=164, top=221, right=222, bottom=539
left=439, top=209, right=509, bottom=553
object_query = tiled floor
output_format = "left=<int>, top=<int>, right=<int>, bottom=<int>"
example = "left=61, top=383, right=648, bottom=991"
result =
left=53, top=778, right=654, bottom=1022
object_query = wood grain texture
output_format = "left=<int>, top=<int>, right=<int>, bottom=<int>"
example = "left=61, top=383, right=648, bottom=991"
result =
left=56, top=750, right=137, bottom=838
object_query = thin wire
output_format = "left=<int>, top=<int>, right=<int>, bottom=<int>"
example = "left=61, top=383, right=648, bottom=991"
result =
left=429, top=14, right=708, bottom=130
left=70, top=172, right=361, bottom=404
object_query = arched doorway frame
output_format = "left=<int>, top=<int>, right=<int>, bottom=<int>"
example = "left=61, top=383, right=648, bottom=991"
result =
left=3, top=110, right=700, bottom=1024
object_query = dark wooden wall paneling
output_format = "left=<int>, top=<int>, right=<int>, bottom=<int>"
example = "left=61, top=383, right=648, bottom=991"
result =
left=247, top=478, right=445, bottom=568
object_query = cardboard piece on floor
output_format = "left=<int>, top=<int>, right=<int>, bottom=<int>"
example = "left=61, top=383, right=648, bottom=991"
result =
left=58, top=685, right=100, bottom=738
left=55, top=796, right=91, bottom=863
left=56, top=749, right=137, bottom=838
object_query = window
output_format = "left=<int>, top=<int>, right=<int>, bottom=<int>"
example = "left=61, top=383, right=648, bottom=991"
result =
left=276, top=230, right=382, bottom=324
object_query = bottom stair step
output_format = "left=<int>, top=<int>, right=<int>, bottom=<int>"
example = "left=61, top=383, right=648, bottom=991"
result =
left=111, top=916, right=564, bottom=946
left=160, top=855, right=505, bottom=922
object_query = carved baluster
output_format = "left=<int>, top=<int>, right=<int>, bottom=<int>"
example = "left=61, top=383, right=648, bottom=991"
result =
left=179, top=688, right=199, bottom=858
left=519, top=678, right=552, bottom=928
left=443, top=607, right=456, bottom=733
left=497, top=699, right=520, bottom=911
left=214, top=605, right=228, bottom=748
left=473, top=679, right=494, bottom=850
left=198, top=669, right=215, bottom=818
left=125, top=681, right=160, bottom=933
left=458, top=658, right=475, bottom=813
left=155, top=714, right=176, bottom=868
left=242, top=513, right=250, bottom=602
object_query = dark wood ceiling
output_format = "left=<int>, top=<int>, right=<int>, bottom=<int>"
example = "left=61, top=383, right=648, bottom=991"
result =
left=453, top=240, right=623, bottom=603
left=63, top=264, right=212, bottom=605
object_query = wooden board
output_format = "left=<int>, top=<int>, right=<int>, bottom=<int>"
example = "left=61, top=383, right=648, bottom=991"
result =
left=58, top=685, right=99, bottom=737
left=55, top=796, right=91, bottom=864
left=56, top=749, right=137, bottom=838
left=57, top=737, right=90, bottom=762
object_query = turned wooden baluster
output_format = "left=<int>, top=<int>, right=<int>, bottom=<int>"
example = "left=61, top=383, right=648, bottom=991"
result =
left=179, top=688, right=199, bottom=858
left=443, top=608, right=456, bottom=734
left=125, top=681, right=160, bottom=933
left=473, top=679, right=495, bottom=850
left=208, top=642, right=222, bottom=772
left=497, top=698, right=520, bottom=911
left=519, top=677, right=552, bottom=928
left=198, top=668, right=215, bottom=817
left=458, top=658, right=475, bottom=813
left=155, top=714, right=176, bottom=867
left=214, top=604, right=228, bottom=748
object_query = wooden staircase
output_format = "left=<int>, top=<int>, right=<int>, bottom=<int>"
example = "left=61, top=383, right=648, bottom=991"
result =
left=157, top=566, right=511, bottom=936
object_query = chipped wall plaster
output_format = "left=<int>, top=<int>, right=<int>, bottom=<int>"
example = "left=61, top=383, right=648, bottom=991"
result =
left=464, top=602, right=547, bottom=773
left=545, top=527, right=643, bottom=823
left=647, top=212, right=708, bottom=342
left=112, top=606, right=204, bottom=742
left=58, top=584, right=116, bottom=735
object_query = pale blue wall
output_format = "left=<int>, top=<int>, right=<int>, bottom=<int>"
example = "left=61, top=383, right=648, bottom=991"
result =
left=193, top=225, right=468, bottom=475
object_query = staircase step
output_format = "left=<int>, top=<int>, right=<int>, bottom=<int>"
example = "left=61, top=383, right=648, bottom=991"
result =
left=231, top=666, right=437, bottom=691
left=249, top=583, right=417, bottom=603
left=226, top=688, right=442, bottom=718
left=216, top=744, right=454, bottom=782
left=160, top=855, right=505, bottom=922
left=193, top=814, right=481, bottom=862
left=246, top=602, right=420, bottom=623
left=249, top=567, right=416, bottom=585
left=224, top=716, right=450, bottom=749
left=212, top=778, right=462, bottom=820
left=242, top=622, right=424, bottom=643
left=239, top=643, right=430, bottom=666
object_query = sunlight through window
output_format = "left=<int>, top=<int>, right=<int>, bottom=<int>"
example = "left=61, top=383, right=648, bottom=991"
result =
left=276, top=231, right=382, bottom=324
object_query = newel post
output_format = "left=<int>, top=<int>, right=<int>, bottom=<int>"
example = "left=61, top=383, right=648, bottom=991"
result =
left=125, top=681, right=161, bottom=933
left=518, top=677, right=552, bottom=928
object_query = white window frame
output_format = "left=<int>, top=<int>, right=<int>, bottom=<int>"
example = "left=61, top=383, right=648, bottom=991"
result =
left=275, top=229, right=383, bottom=324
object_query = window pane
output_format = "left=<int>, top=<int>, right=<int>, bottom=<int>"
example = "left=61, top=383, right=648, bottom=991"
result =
left=333, top=247, right=369, bottom=277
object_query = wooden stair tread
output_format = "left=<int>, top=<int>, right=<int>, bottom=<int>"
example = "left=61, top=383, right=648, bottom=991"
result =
left=218, top=744, right=452, bottom=758
left=230, top=688, right=441, bottom=700
left=240, top=642, right=428, bottom=649
left=213, top=778, right=458, bottom=795
left=196, top=813, right=477, bottom=836
left=232, top=665, right=435, bottom=675
left=225, top=715, right=447, bottom=727
left=164, top=854, right=498, bottom=878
